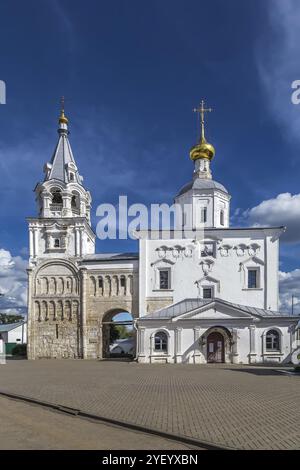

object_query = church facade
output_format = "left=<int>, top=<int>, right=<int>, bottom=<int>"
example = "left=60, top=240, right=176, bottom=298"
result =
left=27, top=103, right=300, bottom=364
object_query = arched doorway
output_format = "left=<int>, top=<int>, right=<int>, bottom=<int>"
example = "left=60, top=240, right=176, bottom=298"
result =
left=207, top=331, right=224, bottom=363
left=102, top=309, right=135, bottom=360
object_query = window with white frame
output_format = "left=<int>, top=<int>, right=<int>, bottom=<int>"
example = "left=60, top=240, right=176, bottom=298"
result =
left=201, top=207, right=207, bottom=223
left=266, top=329, right=280, bottom=351
left=247, top=268, right=259, bottom=289
left=220, top=210, right=224, bottom=226
left=154, top=331, right=168, bottom=352
left=159, top=269, right=170, bottom=289
left=202, top=286, right=213, bottom=299
left=201, top=242, right=215, bottom=257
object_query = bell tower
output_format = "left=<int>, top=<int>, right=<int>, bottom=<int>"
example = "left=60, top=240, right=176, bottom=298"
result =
left=175, top=100, right=231, bottom=231
left=27, top=100, right=96, bottom=265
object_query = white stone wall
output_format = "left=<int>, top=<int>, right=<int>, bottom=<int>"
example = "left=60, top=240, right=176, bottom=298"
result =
left=139, top=228, right=282, bottom=315
left=138, top=319, right=296, bottom=364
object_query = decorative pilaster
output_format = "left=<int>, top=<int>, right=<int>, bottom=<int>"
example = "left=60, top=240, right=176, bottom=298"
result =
left=175, top=328, right=182, bottom=363
left=33, top=228, right=39, bottom=257
left=29, top=228, right=34, bottom=258
left=80, top=269, right=88, bottom=359
left=138, top=327, right=146, bottom=362
left=232, top=329, right=239, bottom=364
left=27, top=268, right=35, bottom=360
left=248, top=325, right=257, bottom=364
left=193, top=327, right=201, bottom=364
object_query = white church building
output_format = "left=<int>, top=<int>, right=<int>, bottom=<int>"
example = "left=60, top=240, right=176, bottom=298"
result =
left=27, top=102, right=300, bottom=364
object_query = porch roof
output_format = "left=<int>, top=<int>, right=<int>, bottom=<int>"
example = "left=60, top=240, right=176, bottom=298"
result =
left=140, top=298, right=297, bottom=320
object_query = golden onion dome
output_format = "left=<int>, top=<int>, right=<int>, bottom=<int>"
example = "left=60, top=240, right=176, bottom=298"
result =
left=59, top=109, right=69, bottom=125
left=190, top=137, right=215, bottom=161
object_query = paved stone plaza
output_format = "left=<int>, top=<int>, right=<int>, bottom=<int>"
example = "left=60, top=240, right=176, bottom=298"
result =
left=0, top=361, right=299, bottom=450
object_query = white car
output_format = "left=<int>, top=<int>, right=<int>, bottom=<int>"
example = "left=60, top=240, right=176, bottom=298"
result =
left=109, top=338, right=134, bottom=355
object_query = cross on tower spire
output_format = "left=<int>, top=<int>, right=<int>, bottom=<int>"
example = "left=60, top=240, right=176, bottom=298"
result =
left=193, top=99, right=212, bottom=142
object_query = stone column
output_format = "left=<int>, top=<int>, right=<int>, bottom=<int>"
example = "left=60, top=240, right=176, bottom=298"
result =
left=232, top=329, right=239, bottom=364
left=27, top=269, right=35, bottom=360
left=42, top=191, right=51, bottom=217
left=80, top=269, right=88, bottom=359
left=62, top=192, right=72, bottom=217
left=248, top=325, right=257, bottom=364
left=175, top=328, right=182, bottom=363
left=193, top=327, right=201, bottom=364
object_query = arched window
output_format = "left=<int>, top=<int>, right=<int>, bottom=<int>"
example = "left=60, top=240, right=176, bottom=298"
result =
left=266, top=329, right=280, bottom=351
left=220, top=210, right=224, bottom=226
left=201, top=207, right=207, bottom=223
left=70, top=173, right=74, bottom=182
left=54, top=239, right=60, bottom=248
left=51, top=189, right=63, bottom=204
left=154, top=331, right=168, bottom=352
left=71, top=195, right=77, bottom=208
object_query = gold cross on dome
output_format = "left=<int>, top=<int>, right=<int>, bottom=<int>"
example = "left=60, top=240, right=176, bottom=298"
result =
left=193, top=100, right=213, bottom=141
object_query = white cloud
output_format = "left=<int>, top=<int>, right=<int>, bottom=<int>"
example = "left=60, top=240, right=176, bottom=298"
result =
left=0, top=249, right=27, bottom=316
left=257, top=0, right=300, bottom=145
left=279, top=269, right=300, bottom=314
left=244, top=192, right=300, bottom=243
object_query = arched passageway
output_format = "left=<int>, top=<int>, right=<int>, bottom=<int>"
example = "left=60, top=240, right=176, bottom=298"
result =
left=102, top=309, right=135, bottom=360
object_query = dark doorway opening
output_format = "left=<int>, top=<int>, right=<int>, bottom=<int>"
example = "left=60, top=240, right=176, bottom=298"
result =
left=207, top=332, right=224, bottom=363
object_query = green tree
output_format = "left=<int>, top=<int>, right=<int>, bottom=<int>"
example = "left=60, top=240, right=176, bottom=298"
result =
left=0, top=313, right=24, bottom=324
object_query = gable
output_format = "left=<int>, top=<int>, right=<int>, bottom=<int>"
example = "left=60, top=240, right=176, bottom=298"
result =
left=174, top=301, right=255, bottom=321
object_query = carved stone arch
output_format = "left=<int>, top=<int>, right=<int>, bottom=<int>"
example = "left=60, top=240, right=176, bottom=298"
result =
left=65, top=276, right=73, bottom=294
left=98, top=275, right=104, bottom=296
left=34, top=259, right=79, bottom=282
left=104, top=275, right=111, bottom=297
left=72, top=300, right=79, bottom=320
left=112, top=275, right=119, bottom=296
left=49, top=277, right=56, bottom=295
left=57, top=300, right=63, bottom=321
left=57, top=277, right=64, bottom=295
left=90, top=276, right=97, bottom=296
left=49, top=300, right=56, bottom=321
left=36, top=278, right=41, bottom=296
left=127, top=274, right=133, bottom=295
left=35, top=301, right=41, bottom=321
left=65, top=300, right=72, bottom=321
left=41, top=300, right=48, bottom=321
left=41, top=277, right=48, bottom=295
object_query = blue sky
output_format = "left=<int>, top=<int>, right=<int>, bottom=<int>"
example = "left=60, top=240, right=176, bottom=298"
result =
left=1, top=0, right=300, bottom=313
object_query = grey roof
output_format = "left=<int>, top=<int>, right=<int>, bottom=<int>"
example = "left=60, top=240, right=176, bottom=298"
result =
left=176, top=179, right=228, bottom=197
left=141, top=298, right=295, bottom=320
left=45, top=132, right=82, bottom=185
left=82, top=252, right=139, bottom=261
left=0, top=322, right=26, bottom=333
